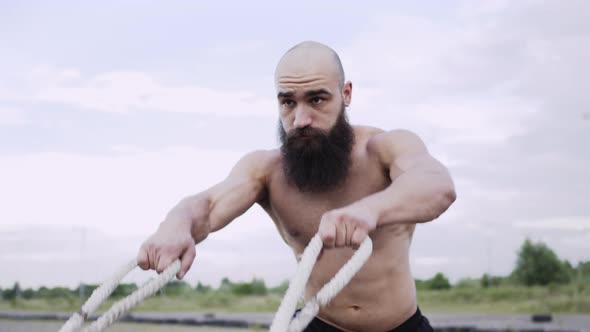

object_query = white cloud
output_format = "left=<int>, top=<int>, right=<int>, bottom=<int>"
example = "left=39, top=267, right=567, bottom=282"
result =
left=2, top=1, right=590, bottom=290
left=412, top=256, right=456, bottom=266
left=0, top=107, right=26, bottom=126
left=27, top=64, right=82, bottom=85
left=514, top=216, right=590, bottom=232
left=109, top=144, right=146, bottom=154
left=208, top=40, right=268, bottom=57
left=0, top=148, right=296, bottom=288
left=0, top=212, right=294, bottom=289
left=342, top=1, right=590, bottom=147
left=0, top=147, right=246, bottom=236
left=33, top=69, right=276, bottom=117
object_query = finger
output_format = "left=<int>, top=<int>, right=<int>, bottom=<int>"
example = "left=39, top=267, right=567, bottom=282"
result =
left=178, top=244, right=196, bottom=279
left=137, top=246, right=150, bottom=270
left=319, top=216, right=336, bottom=248
left=335, top=217, right=347, bottom=248
left=152, top=247, right=159, bottom=271
left=351, top=227, right=368, bottom=250
left=156, top=255, right=175, bottom=274
left=345, top=220, right=354, bottom=247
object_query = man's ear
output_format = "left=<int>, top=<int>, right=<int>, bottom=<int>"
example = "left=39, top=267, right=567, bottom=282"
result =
left=343, top=81, right=352, bottom=107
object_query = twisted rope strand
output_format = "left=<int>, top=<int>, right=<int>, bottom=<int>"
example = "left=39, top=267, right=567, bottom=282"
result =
left=270, top=235, right=373, bottom=332
left=269, top=234, right=323, bottom=332
left=58, top=259, right=137, bottom=332
left=81, top=260, right=180, bottom=332
left=58, top=260, right=180, bottom=332
left=59, top=233, right=372, bottom=332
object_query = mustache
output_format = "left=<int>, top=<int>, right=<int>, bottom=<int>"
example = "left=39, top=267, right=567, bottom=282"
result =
left=285, top=126, right=328, bottom=141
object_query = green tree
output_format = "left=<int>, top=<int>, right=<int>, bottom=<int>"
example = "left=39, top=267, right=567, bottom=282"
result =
left=563, top=260, right=577, bottom=280
left=576, top=261, right=590, bottom=280
left=195, top=282, right=211, bottom=293
left=74, top=284, right=98, bottom=299
left=231, top=278, right=267, bottom=296
left=112, top=283, right=138, bottom=298
left=2, top=282, right=21, bottom=300
left=455, top=277, right=479, bottom=289
left=219, top=277, right=235, bottom=293
left=512, top=238, right=570, bottom=286
left=22, top=288, right=35, bottom=299
left=46, top=287, right=75, bottom=299
left=269, top=281, right=289, bottom=295
left=428, top=273, right=451, bottom=290
left=37, top=286, right=50, bottom=298
left=161, top=281, right=191, bottom=296
left=480, top=273, right=506, bottom=288
left=414, top=279, right=429, bottom=290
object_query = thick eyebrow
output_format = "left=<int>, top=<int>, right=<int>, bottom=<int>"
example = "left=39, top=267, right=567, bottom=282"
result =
left=304, top=89, right=332, bottom=98
left=277, top=89, right=332, bottom=99
left=277, top=91, right=294, bottom=99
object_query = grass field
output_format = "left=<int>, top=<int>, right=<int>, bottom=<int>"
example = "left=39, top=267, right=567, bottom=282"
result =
left=2, top=282, right=589, bottom=315
left=417, top=283, right=590, bottom=314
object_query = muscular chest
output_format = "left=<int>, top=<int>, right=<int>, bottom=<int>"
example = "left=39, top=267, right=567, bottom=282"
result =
left=263, top=162, right=389, bottom=251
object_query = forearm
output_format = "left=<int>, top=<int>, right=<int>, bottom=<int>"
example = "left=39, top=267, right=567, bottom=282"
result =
left=161, top=193, right=212, bottom=244
left=161, top=175, right=263, bottom=243
left=355, top=169, right=456, bottom=226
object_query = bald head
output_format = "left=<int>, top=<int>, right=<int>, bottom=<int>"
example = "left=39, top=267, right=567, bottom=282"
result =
left=275, top=41, right=345, bottom=88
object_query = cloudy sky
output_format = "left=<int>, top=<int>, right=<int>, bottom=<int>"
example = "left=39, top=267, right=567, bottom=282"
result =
left=1, top=0, right=589, bottom=290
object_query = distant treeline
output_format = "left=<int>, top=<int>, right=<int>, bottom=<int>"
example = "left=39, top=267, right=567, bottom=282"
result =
left=416, top=238, right=590, bottom=291
left=0, top=277, right=284, bottom=302
left=2, top=238, right=589, bottom=302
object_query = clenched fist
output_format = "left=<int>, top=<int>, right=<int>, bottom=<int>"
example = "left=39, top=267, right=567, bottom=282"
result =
left=318, top=204, right=378, bottom=250
left=137, top=222, right=196, bottom=279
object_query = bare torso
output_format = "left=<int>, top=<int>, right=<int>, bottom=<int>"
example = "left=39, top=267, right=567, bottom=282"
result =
left=259, top=126, right=418, bottom=332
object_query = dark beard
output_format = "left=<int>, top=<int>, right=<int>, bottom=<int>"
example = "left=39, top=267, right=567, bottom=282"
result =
left=278, top=109, right=354, bottom=193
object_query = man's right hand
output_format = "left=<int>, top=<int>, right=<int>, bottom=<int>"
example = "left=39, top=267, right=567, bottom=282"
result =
left=135, top=150, right=271, bottom=280
left=137, top=222, right=196, bottom=280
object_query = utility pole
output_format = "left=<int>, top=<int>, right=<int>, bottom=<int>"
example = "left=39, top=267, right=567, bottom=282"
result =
left=73, top=226, right=87, bottom=300
left=486, top=233, right=492, bottom=287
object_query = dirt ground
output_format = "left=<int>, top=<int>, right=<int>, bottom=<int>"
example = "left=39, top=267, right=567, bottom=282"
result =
left=0, top=319, right=256, bottom=332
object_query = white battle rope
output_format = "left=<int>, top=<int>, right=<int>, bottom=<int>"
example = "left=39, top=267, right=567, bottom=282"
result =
left=58, top=260, right=180, bottom=332
left=58, top=234, right=372, bottom=332
left=270, top=234, right=373, bottom=332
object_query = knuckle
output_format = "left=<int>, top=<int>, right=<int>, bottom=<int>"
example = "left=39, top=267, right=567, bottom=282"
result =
left=137, top=254, right=147, bottom=264
left=160, top=246, right=174, bottom=256
left=144, top=242, right=155, bottom=251
left=323, top=233, right=334, bottom=242
left=352, top=236, right=362, bottom=245
left=323, top=211, right=337, bottom=220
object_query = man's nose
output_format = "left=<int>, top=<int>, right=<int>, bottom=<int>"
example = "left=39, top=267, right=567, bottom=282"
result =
left=293, top=106, right=312, bottom=129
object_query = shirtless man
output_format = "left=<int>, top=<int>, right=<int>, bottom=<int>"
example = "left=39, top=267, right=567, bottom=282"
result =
left=137, top=41, right=456, bottom=332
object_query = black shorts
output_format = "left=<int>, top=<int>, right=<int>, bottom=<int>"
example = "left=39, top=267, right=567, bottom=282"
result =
left=300, top=307, right=433, bottom=332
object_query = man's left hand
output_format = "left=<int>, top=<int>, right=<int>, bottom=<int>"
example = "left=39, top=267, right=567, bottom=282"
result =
left=318, top=204, right=378, bottom=250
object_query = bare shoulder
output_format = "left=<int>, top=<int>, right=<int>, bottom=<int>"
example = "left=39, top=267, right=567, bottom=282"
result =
left=365, top=128, right=428, bottom=166
left=232, top=149, right=281, bottom=181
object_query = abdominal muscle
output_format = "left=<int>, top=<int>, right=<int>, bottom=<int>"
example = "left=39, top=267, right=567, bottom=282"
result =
left=300, top=226, right=417, bottom=332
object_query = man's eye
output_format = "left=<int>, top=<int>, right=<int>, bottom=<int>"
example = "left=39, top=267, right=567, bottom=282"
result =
left=311, top=97, right=324, bottom=105
left=282, top=100, right=295, bottom=107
